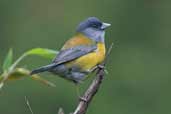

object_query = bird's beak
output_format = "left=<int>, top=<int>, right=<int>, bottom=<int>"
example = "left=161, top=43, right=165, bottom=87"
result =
left=101, top=22, right=111, bottom=29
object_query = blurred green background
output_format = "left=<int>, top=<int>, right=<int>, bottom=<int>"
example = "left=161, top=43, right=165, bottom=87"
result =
left=0, top=0, right=171, bottom=114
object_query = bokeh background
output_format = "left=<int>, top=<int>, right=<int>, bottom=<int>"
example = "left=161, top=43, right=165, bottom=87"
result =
left=0, top=0, right=171, bottom=114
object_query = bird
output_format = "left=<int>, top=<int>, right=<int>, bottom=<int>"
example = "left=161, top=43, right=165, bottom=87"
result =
left=30, top=17, right=111, bottom=84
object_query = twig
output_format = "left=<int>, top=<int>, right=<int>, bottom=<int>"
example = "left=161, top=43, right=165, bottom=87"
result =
left=72, top=43, right=114, bottom=114
left=58, top=108, right=65, bottom=114
left=25, top=96, right=34, bottom=114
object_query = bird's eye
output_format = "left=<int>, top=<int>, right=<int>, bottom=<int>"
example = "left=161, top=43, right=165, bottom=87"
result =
left=92, top=24, right=98, bottom=28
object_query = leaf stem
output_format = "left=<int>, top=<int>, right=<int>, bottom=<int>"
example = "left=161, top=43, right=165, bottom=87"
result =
left=9, top=53, right=27, bottom=72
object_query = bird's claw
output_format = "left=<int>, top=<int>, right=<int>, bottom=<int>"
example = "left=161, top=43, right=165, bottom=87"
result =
left=79, top=97, right=88, bottom=102
left=97, top=64, right=105, bottom=69
left=89, top=64, right=105, bottom=73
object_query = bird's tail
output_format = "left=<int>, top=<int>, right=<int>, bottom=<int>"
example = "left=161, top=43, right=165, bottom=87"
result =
left=30, top=63, right=57, bottom=75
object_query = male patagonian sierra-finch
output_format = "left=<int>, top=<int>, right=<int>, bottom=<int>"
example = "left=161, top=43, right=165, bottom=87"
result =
left=30, top=17, right=111, bottom=84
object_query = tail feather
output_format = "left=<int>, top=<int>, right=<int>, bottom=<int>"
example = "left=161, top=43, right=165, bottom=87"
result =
left=30, top=63, right=57, bottom=75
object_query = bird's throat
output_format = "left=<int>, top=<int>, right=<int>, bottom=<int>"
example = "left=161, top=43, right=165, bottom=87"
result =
left=79, top=28, right=105, bottom=43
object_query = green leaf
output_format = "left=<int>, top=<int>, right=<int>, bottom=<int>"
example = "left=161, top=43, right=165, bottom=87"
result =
left=7, top=48, right=57, bottom=71
left=0, top=68, right=56, bottom=88
left=7, top=68, right=29, bottom=80
left=0, top=48, right=58, bottom=90
left=3, top=49, right=13, bottom=71
left=31, top=75, right=56, bottom=87
left=25, top=48, right=58, bottom=59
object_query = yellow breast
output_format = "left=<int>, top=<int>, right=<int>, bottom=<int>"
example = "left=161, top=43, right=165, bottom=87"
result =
left=62, top=33, right=106, bottom=72
left=72, top=42, right=106, bottom=71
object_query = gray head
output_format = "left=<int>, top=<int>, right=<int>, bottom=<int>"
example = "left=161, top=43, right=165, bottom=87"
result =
left=76, top=17, right=111, bottom=42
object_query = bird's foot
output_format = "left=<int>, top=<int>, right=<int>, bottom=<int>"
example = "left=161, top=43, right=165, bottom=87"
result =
left=97, top=64, right=105, bottom=69
left=79, top=96, right=88, bottom=102
left=89, top=66, right=98, bottom=72
left=89, top=64, right=105, bottom=73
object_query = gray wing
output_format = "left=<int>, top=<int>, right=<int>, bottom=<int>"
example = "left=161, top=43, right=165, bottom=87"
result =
left=30, top=45, right=97, bottom=75
left=52, top=45, right=97, bottom=65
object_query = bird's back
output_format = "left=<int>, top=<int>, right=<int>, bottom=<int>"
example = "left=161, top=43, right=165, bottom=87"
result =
left=62, top=33, right=95, bottom=50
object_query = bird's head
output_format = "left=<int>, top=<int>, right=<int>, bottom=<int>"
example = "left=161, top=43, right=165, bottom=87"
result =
left=76, top=17, right=111, bottom=42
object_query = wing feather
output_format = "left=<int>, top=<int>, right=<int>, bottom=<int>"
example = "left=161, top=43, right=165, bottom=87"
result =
left=52, top=45, right=97, bottom=65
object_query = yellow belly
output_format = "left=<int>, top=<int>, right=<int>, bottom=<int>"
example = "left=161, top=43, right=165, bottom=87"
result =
left=70, top=42, right=106, bottom=71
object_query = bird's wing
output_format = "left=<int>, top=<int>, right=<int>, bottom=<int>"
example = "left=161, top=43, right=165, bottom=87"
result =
left=30, top=44, right=97, bottom=75
left=53, top=45, right=97, bottom=65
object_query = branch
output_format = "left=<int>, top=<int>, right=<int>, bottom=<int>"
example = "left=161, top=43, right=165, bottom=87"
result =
left=25, top=96, right=34, bottom=114
left=72, top=43, right=114, bottom=114
left=73, top=67, right=104, bottom=114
